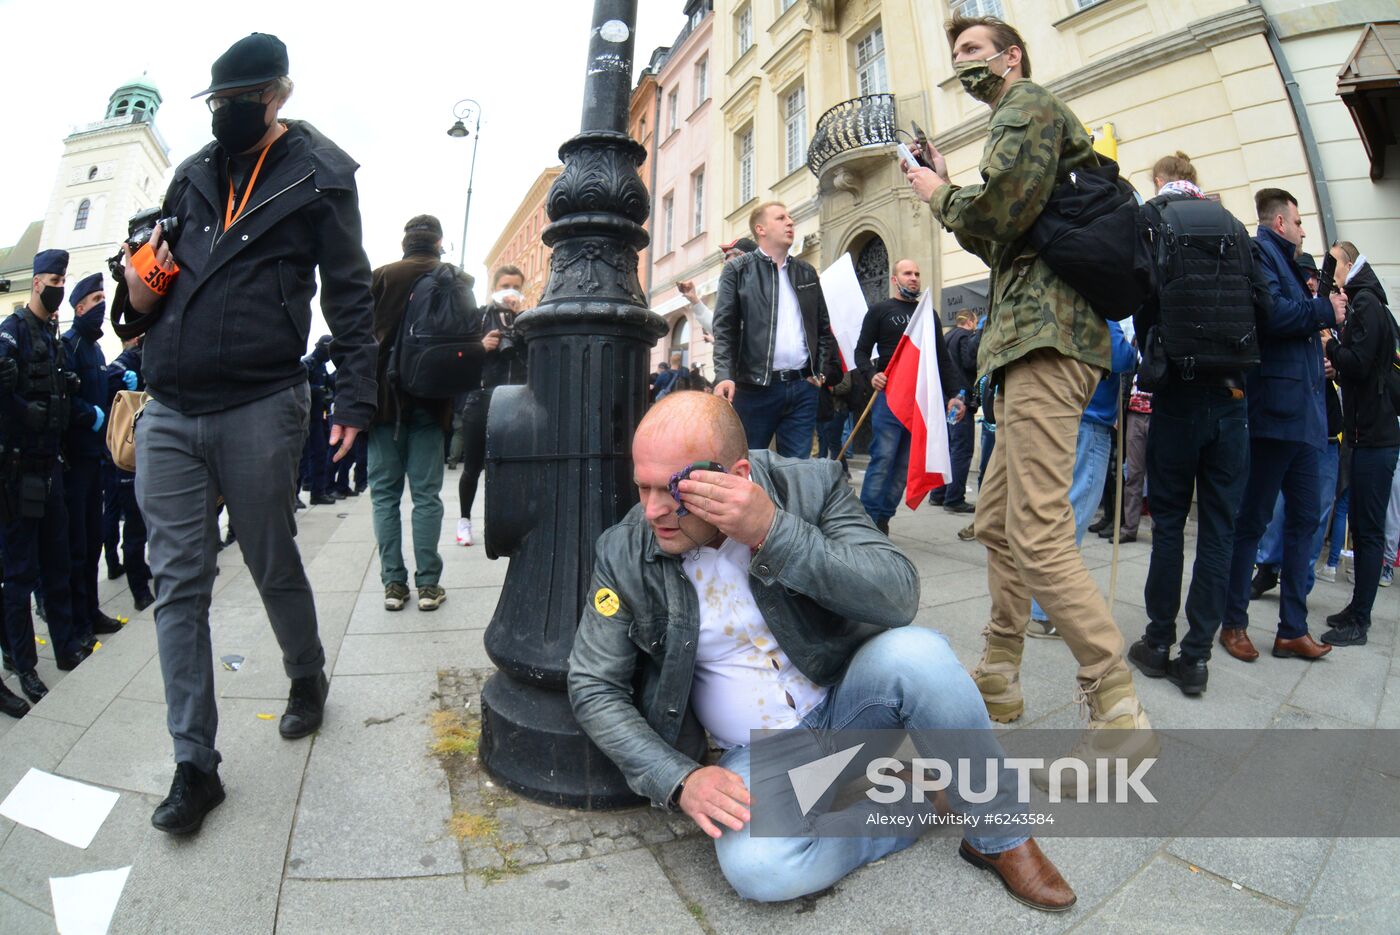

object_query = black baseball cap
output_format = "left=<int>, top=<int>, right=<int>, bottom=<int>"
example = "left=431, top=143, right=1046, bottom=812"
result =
left=192, top=33, right=289, bottom=98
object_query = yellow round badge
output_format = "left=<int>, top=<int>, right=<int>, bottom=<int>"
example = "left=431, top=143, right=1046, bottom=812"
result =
left=594, top=588, right=621, bottom=617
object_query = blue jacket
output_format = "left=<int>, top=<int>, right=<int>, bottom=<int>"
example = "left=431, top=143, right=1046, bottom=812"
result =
left=1083, top=320, right=1137, bottom=428
left=60, top=308, right=110, bottom=460
left=0, top=309, right=71, bottom=457
left=1247, top=227, right=1335, bottom=448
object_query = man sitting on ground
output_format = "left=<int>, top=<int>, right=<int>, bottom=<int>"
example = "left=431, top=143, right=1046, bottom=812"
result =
left=568, top=391, right=1074, bottom=910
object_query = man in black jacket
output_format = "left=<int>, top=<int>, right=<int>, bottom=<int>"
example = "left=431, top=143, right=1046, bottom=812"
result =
left=942, top=310, right=979, bottom=512
left=1322, top=241, right=1398, bottom=645
left=712, top=202, right=836, bottom=458
left=117, top=33, right=377, bottom=835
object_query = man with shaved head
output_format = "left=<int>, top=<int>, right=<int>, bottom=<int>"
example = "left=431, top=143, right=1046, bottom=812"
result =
left=568, top=391, right=1075, bottom=911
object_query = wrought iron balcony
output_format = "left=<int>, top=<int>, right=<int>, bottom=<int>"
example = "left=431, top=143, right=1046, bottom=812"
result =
left=806, top=93, right=897, bottom=178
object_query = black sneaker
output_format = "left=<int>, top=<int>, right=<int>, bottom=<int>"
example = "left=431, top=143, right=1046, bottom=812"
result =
left=1166, top=656, right=1208, bottom=695
left=18, top=670, right=48, bottom=703
left=1250, top=566, right=1279, bottom=600
left=0, top=679, right=30, bottom=719
left=151, top=762, right=225, bottom=835
left=1321, top=623, right=1367, bottom=647
left=1127, top=639, right=1169, bottom=679
left=280, top=671, right=329, bottom=739
left=944, top=502, right=976, bottom=515
left=294, top=497, right=307, bottom=512
left=1325, top=606, right=1356, bottom=628
left=1087, top=515, right=1110, bottom=534
left=309, top=493, right=336, bottom=506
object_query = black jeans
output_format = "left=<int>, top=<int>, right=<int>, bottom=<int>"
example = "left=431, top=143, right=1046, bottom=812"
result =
left=1344, top=445, right=1399, bottom=628
left=458, top=388, right=491, bottom=519
left=943, top=411, right=976, bottom=507
left=1143, top=386, right=1249, bottom=661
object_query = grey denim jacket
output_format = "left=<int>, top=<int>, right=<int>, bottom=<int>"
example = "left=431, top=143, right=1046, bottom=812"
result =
left=567, top=451, right=920, bottom=809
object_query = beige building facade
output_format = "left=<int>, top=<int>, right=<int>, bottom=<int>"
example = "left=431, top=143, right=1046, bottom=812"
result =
left=481, top=165, right=564, bottom=307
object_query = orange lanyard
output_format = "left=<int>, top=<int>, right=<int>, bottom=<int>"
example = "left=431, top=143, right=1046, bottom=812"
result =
left=224, top=143, right=273, bottom=230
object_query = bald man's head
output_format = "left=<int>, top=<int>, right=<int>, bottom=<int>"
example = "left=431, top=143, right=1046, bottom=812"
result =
left=891, top=259, right=921, bottom=298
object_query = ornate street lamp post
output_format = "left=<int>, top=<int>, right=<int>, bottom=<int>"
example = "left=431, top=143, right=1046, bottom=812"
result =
left=479, top=0, right=666, bottom=808
left=446, top=99, right=482, bottom=270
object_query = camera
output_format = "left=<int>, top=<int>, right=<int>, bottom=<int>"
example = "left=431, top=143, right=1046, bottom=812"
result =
left=496, top=326, right=519, bottom=354
left=107, top=207, right=181, bottom=279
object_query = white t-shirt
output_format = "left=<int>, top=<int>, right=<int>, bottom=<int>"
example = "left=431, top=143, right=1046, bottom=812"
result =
left=760, top=248, right=810, bottom=372
left=680, top=536, right=828, bottom=749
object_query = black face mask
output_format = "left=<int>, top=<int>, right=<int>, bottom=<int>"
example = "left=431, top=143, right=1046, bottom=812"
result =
left=212, top=100, right=270, bottom=154
left=897, top=284, right=921, bottom=302
left=39, top=285, right=65, bottom=314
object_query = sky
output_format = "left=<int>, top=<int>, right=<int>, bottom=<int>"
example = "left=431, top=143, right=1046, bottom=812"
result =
left=0, top=0, right=688, bottom=307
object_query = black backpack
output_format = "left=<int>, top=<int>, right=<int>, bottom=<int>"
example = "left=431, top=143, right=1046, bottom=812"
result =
left=387, top=265, right=484, bottom=400
left=1023, top=157, right=1156, bottom=322
left=1148, top=196, right=1260, bottom=380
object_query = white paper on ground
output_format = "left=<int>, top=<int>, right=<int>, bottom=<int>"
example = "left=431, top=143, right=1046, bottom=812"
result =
left=49, top=866, right=131, bottom=935
left=0, top=768, right=120, bottom=849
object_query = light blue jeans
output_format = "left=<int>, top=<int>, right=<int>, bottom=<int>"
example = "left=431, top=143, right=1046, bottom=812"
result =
left=1031, top=420, right=1112, bottom=622
left=712, top=627, right=1029, bottom=902
left=1255, top=442, right=1339, bottom=595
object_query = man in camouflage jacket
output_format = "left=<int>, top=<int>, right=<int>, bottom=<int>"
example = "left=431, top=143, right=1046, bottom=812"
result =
left=907, top=15, right=1151, bottom=743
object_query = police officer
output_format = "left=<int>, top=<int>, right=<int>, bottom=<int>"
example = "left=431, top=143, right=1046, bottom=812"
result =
left=299, top=335, right=334, bottom=506
left=0, top=355, right=31, bottom=719
left=101, top=336, right=154, bottom=609
left=62, top=273, right=130, bottom=641
left=0, top=249, right=90, bottom=704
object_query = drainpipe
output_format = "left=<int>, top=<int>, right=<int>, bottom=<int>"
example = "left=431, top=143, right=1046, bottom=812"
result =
left=1251, top=0, right=1337, bottom=244
left=646, top=74, right=663, bottom=298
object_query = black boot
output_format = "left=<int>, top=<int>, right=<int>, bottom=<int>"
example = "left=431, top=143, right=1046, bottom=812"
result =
left=151, top=762, right=226, bottom=835
left=18, top=670, right=48, bottom=703
left=1249, top=566, right=1279, bottom=600
left=1127, top=639, right=1169, bottom=679
left=133, top=590, right=156, bottom=612
left=92, top=613, right=125, bottom=635
left=0, top=679, right=30, bottom=719
left=280, top=671, right=329, bottom=739
left=106, top=562, right=125, bottom=581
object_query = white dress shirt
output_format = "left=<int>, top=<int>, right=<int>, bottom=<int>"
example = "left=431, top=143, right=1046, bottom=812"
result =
left=760, top=247, right=810, bottom=372
left=681, top=536, right=828, bottom=749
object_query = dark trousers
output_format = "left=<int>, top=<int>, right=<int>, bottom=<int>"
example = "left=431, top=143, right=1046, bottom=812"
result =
left=1143, top=387, right=1249, bottom=661
left=299, top=413, right=330, bottom=497
left=815, top=412, right=845, bottom=461
left=64, top=457, right=104, bottom=639
left=732, top=379, right=818, bottom=459
left=330, top=433, right=368, bottom=493
left=459, top=388, right=491, bottom=519
left=2, top=465, right=83, bottom=671
left=1224, top=438, right=1322, bottom=639
left=102, top=463, right=151, bottom=596
left=1344, top=445, right=1399, bottom=628
left=944, top=411, right=976, bottom=507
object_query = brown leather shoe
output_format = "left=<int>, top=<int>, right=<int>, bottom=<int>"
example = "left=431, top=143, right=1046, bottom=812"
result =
left=1272, top=633, right=1332, bottom=660
left=1218, top=628, right=1258, bottom=662
left=959, top=838, right=1076, bottom=912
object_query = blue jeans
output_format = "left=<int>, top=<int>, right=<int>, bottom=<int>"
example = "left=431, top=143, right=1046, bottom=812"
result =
left=1328, top=487, right=1349, bottom=567
left=1142, top=387, right=1249, bottom=660
left=1031, top=420, right=1111, bottom=622
left=815, top=412, right=846, bottom=462
left=1225, top=439, right=1321, bottom=639
left=1344, top=446, right=1399, bottom=628
left=712, top=627, right=1028, bottom=902
left=859, top=394, right=910, bottom=523
left=943, top=413, right=976, bottom=507
left=978, top=421, right=996, bottom=490
left=732, top=380, right=819, bottom=459
left=1255, top=442, right=1340, bottom=595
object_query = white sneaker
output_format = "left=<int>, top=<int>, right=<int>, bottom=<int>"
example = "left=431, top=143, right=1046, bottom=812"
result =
left=1317, top=564, right=1337, bottom=583
left=456, top=518, right=473, bottom=547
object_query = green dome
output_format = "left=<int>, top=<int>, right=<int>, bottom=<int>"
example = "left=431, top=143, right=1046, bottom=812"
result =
left=107, top=74, right=162, bottom=120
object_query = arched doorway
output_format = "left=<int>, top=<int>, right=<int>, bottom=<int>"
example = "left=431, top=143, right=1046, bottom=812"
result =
left=853, top=234, right=889, bottom=309
left=669, top=315, right=691, bottom=368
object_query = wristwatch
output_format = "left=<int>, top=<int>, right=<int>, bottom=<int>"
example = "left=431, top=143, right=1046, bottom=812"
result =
left=670, top=770, right=695, bottom=809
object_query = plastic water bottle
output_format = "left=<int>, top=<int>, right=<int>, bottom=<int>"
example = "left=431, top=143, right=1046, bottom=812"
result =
left=947, top=389, right=967, bottom=425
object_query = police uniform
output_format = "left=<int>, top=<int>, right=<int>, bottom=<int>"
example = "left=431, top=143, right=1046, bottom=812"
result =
left=61, top=273, right=127, bottom=639
left=0, top=250, right=87, bottom=691
left=298, top=336, right=333, bottom=503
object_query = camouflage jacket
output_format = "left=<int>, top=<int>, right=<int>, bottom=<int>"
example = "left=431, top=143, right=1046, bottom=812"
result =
left=931, top=80, right=1111, bottom=380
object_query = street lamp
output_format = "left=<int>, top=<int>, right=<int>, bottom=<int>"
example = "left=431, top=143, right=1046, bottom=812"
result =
left=446, top=99, right=482, bottom=270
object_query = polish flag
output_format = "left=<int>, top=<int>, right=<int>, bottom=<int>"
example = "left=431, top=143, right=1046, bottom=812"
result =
left=882, top=290, right=951, bottom=509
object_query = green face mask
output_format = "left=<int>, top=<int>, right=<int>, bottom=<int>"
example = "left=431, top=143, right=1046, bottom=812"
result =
left=955, top=50, right=1008, bottom=104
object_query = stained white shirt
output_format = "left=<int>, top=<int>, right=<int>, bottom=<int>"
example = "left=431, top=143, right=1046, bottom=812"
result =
left=760, top=247, right=810, bottom=372
left=681, top=536, right=828, bottom=749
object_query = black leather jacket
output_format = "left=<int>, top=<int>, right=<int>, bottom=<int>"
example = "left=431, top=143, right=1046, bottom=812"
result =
left=712, top=249, right=837, bottom=386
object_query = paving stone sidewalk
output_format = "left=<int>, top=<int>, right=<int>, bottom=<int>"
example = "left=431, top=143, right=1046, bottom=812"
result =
left=0, top=469, right=1395, bottom=934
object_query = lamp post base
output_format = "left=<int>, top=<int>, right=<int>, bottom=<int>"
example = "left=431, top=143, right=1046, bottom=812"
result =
left=479, top=672, right=645, bottom=810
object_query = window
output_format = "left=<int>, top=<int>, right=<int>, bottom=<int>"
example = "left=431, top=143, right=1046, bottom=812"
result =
left=695, top=56, right=709, bottom=104
left=74, top=199, right=90, bottom=231
left=667, top=88, right=680, bottom=134
left=855, top=27, right=889, bottom=96
left=690, top=4, right=705, bottom=30
left=737, top=127, right=755, bottom=205
left=737, top=5, right=754, bottom=57
left=114, top=99, right=129, bottom=116
left=1073, top=0, right=1101, bottom=8
left=87, top=166, right=98, bottom=181
left=662, top=193, right=675, bottom=254
left=781, top=0, right=797, bottom=10
left=952, top=0, right=1004, bottom=17
left=638, top=115, right=647, bottom=144
left=692, top=170, right=705, bottom=237
left=784, top=84, right=808, bottom=175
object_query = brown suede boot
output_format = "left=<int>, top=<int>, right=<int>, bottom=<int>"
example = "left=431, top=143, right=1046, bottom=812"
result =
left=1034, top=667, right=1158, bottom=797
left=972, top=631, right=1024, bottom=723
